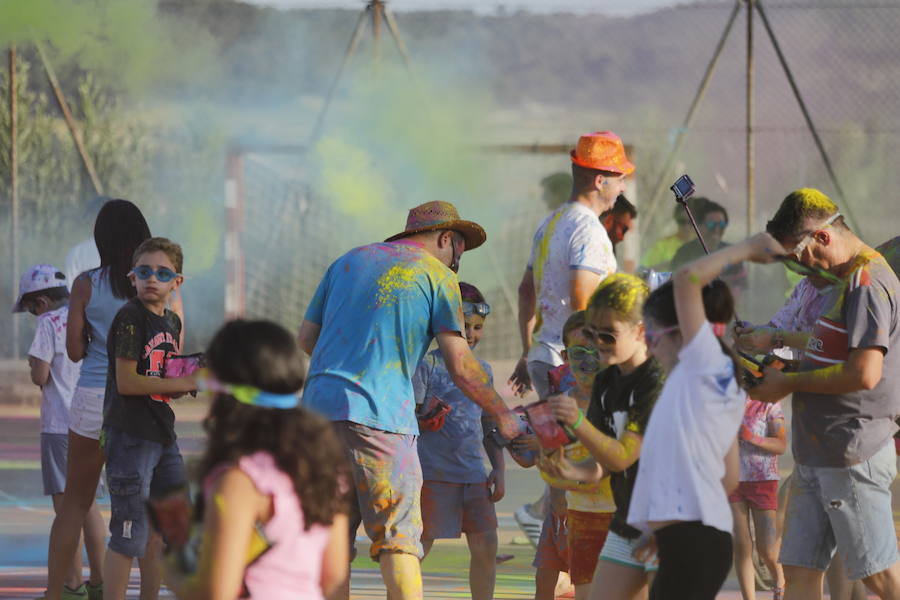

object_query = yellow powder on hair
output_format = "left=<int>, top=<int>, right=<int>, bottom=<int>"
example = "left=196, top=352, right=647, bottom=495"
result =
left=590, top=272, right=649, bottom=318
left=794, top=188, right=838, bottom=213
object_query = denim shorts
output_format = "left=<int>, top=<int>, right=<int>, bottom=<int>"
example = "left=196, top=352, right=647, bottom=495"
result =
left=40, top=433, right=68, bottom=496
left=780, top=442, right=899, bottom=580
left=333, top=421, right=423, bottom=561
left=103, top=427, right=186, bottom=558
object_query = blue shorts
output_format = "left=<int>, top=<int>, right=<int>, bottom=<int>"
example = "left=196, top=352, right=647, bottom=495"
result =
left=103, top=427, right=186, bottom=558
left=780, top=442, right=899, bottom=580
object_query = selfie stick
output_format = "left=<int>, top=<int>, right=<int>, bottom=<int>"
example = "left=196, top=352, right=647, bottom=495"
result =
left=676, top=198, right=712, bottom=255
left=670, top=176, right=744, bottom=325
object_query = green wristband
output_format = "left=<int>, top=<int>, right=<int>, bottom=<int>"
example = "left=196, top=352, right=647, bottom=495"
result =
left=572, top=409, right=585, bottom=430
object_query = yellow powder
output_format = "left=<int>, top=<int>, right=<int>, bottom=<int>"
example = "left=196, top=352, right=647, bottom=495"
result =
left=794, top=188, right=838, bottom=213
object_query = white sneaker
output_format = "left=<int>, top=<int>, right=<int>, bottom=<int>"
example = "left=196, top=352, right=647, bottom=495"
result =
left=514, top=504, right=543, bottom=548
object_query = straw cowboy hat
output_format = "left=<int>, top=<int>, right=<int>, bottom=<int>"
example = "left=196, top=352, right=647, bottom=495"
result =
left=570, top=131, right=635, bottom=175
left=385, top=201, right=487, bottom=250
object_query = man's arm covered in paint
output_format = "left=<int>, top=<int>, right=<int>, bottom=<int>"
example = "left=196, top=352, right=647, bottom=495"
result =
left=509, top=267, right=537, bottom=396
left=437, top=332, right=518, bottom=439
left=752, top=347, right=885, bottom=402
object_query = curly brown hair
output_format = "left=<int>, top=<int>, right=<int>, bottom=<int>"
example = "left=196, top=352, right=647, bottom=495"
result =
left=197, top=319, right=348, bottom=528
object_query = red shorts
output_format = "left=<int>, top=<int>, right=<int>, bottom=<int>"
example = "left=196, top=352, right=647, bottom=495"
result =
left=728, top=480, right=778, bottom=511
left=532, top=512, right=569, bottom=572
left=567, top=510, right=613, bottom=585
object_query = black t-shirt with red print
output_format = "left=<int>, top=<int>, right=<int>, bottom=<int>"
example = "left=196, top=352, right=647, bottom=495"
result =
left=103, top=298, right=182, bottom=445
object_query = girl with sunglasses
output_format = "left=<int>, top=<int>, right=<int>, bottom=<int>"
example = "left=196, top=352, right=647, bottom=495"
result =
left=627, top=233, right=784, bottom=600
left=547, top=273, right=664, bottom=600
left=163, top=319, right=349, bottom=600
left=532, top=310, right=617, bottom=600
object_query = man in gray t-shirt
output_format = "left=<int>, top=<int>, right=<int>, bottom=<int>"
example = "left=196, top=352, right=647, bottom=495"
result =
left=753, top=188, right=900, bottom=599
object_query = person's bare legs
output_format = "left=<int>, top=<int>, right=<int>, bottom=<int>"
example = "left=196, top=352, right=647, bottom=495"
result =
left=535, top=567, right=559, bottom=600
left=466, top=530, right=498, bottom=600
left=83, top=500, right=106, bottom=586
left=783, top=565, right=824, bottom=600
left=826, top=553, right=868, bottom=600
left=380, top=553, right=423, bottom=600
left=51, top=493, right=84, bottom=591
left=138, top=533, right=164, bottom=600
left=751, top=508, right=785, bottom=592
left=861, top=562, right=900, bottom=600
left=588, top=560, right=649, bottom=600
left=731, top=502, right=756, bottom=600
left=103, top=548, right=134, bottom=600
left=46, top=431, right=105, bottom=598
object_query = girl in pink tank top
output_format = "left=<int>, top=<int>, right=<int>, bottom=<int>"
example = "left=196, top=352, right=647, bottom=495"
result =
left=163, top=320, right=350, bottom=599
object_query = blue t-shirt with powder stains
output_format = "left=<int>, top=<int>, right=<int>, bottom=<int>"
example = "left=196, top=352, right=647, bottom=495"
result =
left=302, top=240, right=464, bottom=435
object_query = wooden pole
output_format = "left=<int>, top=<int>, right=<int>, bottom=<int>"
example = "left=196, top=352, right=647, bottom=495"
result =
left=639, top=0, right=742, bottom=241
left=746, top=0, right=755, bottom=237
left=755, top=1, right=859, bottom=237
left=308, top=8, right=368, bottom=144
left=33, top=40, right=104, bottom=196
left=372, top=0, right=383, bottom=69
left=9, top=47, right=19, bottom=357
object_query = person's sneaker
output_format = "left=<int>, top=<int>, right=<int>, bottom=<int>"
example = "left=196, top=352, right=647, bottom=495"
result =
left=514, top=504, right=543, bottom=548
left=772, top=587, right=784, bottom=600
left=87, top=582, right=103, bottom=600
left=60, top=583, right=89, bottom=599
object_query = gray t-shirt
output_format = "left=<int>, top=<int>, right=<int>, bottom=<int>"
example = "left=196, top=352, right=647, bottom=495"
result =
left=792, top=250, right=900, bottom=467
left=413, top=349, right=493, bottom=483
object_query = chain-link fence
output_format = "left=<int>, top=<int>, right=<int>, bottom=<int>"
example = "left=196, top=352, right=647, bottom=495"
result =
left=5, top=2, right=900, bottom=363
left=236, top=154, right=346, bottom=332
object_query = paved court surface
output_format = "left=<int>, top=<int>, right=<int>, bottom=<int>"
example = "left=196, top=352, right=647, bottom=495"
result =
left=0, top=390, right=887, bottom=599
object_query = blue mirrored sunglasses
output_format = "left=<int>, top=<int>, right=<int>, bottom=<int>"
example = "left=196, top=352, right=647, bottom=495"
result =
left=133, top=265, right=180, bottom=282
left=463, top=301, right=491, bottom=317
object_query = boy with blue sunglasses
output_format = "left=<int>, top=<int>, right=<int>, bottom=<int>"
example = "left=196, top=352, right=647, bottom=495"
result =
left=101, top=237, right=198, bottom=600
left=413, top=282, right=505, bottom=600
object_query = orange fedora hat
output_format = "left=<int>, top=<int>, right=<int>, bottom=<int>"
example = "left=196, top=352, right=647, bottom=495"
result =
left=570, top=131, right=635, bottom=175
left=385, top=201, right=486, bottom=250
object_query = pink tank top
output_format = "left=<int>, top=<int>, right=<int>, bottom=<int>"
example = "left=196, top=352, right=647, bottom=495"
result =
left=203, top=452, right=332, bottom=599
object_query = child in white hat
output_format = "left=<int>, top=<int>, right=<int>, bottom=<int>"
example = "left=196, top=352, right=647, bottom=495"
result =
left=13, top=264, right=105, bottom=599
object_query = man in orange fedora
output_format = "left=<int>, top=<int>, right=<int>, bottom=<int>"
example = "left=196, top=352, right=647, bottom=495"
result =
left=510, top=131, right=633, bottom=399
left=298, top=201, right=519, bottom=600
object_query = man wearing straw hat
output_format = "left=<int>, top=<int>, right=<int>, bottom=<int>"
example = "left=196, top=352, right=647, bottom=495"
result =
left=298, top=201, right=518, bottom=600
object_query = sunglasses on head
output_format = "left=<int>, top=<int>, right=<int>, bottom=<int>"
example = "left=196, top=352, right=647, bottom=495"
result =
left=704, top=220, right=728, bottom=231
left=463, top=301, right=490, bottom=317
left=582, top=327, right=617, bottom=346
left=787, top=212, right=842, bottom=258
left=133, top=265, right=180, bottom=283
left=644, top=325, right=679, bottom=347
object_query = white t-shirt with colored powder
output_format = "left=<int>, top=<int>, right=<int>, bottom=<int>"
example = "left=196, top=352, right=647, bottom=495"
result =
left=28, top=306, right=81, bottom=434
left=527, top=202, right=617, bottom=366
left=627, top=321, right=745, bottom=534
